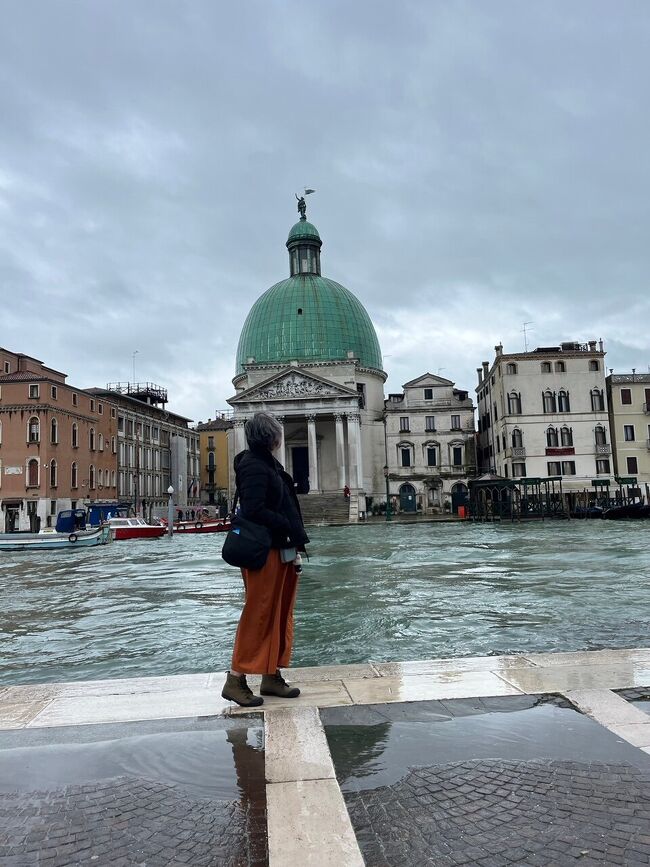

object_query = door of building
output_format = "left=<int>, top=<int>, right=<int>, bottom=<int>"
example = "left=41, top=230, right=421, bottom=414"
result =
left=451, top=483, right=469, bottom=512
left=4, top=506, right=19, bottom=533
left=399, top=483, right=416, bottom=513
left=292, top=446, right=310, bottom=494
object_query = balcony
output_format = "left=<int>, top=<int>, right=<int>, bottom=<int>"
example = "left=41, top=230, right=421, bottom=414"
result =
left=509, top=446, right=526, bottom=458
left=595, top=444, right=611, bottom=455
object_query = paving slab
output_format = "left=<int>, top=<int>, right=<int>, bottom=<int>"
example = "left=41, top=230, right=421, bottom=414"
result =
left=265, top=706, right=335, bottom=783
left=566, top=687, right=650, bottom=726
left=0, top=700, right=53, bottom=730
left=373, top=653, right=534, bottom=677
left=343, top=670, right=523, bottom=704
left=524, top=647, right=650, bottom=667
left=229, top=679, right=352, bottom=714
left=497, top=661, right=650, bottom=694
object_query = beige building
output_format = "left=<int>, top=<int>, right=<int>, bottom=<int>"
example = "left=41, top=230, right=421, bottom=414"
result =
left=0, top=348, right=117, bottom=531
left=606, top=373, right=650, bottom=488
left=196, top=416, right=232, bottom=506
left=385, top=374, right=476, bottom=513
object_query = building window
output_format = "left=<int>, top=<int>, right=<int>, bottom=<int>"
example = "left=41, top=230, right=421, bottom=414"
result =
left=451, top=414, right=461, bottom=430
left=98, top=433, right=104, bottom=451
left=27, top=458, right=39, bottom=486
left=356, top=384, right=366, bottom=408
left=560, top=426, right=573, bottom=447
left=28, top=416, right=40, bottom=443
left=50, top=417, right=58, bottom=444
left=399, top=417, right=410, bottom=432
left=452, top=446, right=463, bottom=466
left=71, top=462, right=78, bottom=488
left=547, top=462, right=561, bottom=475
left=541, top=362, right=551, bottom=373
left=558, top=390, right=570, bottom=412
left=89, top=428, right=96, bottom=450
left=591, top=389, right=605, bottom=411
left=97, top=468, right=103, bottom=487
left=111, top=436, right=116, bottom=454
left=623, top=425, right=635, bottom=442
left=98, top=403, right=103, bottom=415
left=512, top=462, right=526, bottom=477
left=118, top=416, right=125, bottom=433
left=49, top=460, right=57, bottom=488
left=111, top=407, right=116, bottom=418
left=627, top=456, right=638, bottom=474
left=51, top=386, right=58, bottom=399
left=493, top=402, right=498, bottom=422
left=596, top=458, right=610, bottom=474
left=589, top=360, right=599, bottom=371
left=426, top=447, right=437, bottom=466
left=72, top=392, right=78, bottom=406
left=506, top=363, right=518, bottom=375
left=425, top=416, right=435, bottom=431
left=424, top=388, right=433, bottom=400
left=546, top=427, right=559, bottom=447
left=71, top=423, right=78, bottom=448
left=3, top=361, right=9, bottom=373
left=400, top=447, right=411, bottom=468
left=29, top=384, right=39, bottom=399
left=555, top=361, right=566, bottom=372
left=594, top=425, right=607, bottom=445
left=562, top=461, right=576, bottom=475
left=543, top=390, right=556, bottom=413
left=90, top=399, right=95, bottom=412
left=89, top=465, right=96, bottom=489
left=507, top=391, right=522, bottom=414
left=512, top=428, right=523, bottom=448
left=621, top=388, right=632, bottom=405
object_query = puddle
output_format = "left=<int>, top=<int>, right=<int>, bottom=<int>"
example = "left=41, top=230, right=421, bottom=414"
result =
left=617, top=686, right=650, bottom=717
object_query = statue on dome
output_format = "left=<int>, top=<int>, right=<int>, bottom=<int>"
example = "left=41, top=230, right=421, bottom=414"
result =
left=295, top=193, right=307, bottom=220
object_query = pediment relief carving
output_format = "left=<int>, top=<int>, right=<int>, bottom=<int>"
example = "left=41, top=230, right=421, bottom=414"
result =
left=238, top=371, right=356, bottom=402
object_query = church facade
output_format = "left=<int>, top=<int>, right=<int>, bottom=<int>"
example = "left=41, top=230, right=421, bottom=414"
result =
left=227, top=203, right=388, bottom=520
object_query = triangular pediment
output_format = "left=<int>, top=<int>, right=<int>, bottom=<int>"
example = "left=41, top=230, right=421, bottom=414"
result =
left=228, top=367, right=359, bottom=404
left=403, top=372, right=454, bottom=388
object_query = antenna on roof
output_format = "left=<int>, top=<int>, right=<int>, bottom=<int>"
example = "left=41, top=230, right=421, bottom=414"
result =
left=522, top=322, right=534, bottom=352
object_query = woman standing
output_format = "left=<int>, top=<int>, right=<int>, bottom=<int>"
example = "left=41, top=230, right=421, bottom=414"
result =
left=222, top=412, right=309, bottom=707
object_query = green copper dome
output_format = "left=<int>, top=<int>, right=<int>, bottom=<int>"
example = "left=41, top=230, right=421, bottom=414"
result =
left=287, top=220, right=321, bottom=244
left=236, top=275, right=383, bottom=373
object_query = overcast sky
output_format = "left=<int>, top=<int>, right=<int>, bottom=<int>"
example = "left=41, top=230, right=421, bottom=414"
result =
left=1, top=1, right=649, bottom=422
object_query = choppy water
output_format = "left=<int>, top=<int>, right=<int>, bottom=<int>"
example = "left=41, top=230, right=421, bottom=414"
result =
left=1, top=522, right=649, bottom=685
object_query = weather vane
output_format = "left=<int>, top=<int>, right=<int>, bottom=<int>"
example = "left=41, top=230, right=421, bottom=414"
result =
left=295, top=188, right=315, bottom=220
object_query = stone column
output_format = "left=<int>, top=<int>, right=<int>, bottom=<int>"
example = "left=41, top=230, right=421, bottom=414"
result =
left=307, top=414, right=319, bottom=492
left=346, top=412, right=361, bottom=489
left=233, top=418, right=246, bottom=454
left=274, top=416, right=286, bottom=468
left=334, top=413, right=346, bottom=490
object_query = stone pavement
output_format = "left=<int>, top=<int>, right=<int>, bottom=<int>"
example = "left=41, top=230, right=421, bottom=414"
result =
left=1, top=647, right=650, bottom=865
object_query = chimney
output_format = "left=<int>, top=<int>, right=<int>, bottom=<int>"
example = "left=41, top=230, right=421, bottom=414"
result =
left=495, top=343, right=503, bottom=356
left=588, top=340, right=597, bottom=350
left=482, top=361, right=489, bottom=377
left=477, top=367, right=483, bottom=385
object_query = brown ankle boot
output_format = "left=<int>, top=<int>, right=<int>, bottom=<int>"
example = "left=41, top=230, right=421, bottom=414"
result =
left=221, top=672, right=264, bottom=707
left=260, top=670, right=300, bottom=698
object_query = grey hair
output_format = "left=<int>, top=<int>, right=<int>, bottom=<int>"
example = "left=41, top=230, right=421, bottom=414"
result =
left=245, top=412, right=283, bottom=450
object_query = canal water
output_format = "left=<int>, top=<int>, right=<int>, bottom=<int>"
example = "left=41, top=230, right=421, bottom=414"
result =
left=1, top=522, right=648, bottom=686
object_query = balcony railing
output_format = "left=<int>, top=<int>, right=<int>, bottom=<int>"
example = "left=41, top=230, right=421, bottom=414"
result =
left=510, top=446, right=526, bottom=458
left=595, top=444, right=611, bottom=455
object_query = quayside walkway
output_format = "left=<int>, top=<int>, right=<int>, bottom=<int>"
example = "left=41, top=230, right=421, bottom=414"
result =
left=1, top=648, right=650, bottom=865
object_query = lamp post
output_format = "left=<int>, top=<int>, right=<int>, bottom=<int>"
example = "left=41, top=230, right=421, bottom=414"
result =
left=167, top=485, right=174, bottom=537
left=384, top=465, right=392, bottom=522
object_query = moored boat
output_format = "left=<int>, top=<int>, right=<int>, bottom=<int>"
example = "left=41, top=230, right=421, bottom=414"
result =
left=107, top=517, right=167, bottom=540
left=602, top=502, right=650, bottom=520
left=167, top=518, right=231, bottom=534
left=0, top=525, right=111, bottom=552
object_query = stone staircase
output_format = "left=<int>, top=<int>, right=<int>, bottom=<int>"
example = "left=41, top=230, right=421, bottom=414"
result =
left=298, top=492, right=351, bottom=524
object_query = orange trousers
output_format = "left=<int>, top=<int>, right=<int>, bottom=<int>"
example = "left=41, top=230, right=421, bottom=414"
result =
left=231, top=548, right=299, bottom=675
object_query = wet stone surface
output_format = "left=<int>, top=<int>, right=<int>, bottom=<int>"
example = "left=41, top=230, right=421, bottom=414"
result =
left=324, top=696, right=650, bottom=866
left=618, top=687, right=650, bottom=717
left=0, top=717, right=267, bottom=866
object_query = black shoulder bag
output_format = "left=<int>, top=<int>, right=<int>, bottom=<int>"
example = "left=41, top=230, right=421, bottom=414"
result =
left=221, top=490, right=272, bottom=571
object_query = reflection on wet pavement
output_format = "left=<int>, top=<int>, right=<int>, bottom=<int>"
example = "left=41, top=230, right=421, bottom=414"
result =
left=0, top=716, right=267, bottom=865
left=323, top=696, right=650, bottom=866
left=618, top=686, right=650, bottom=717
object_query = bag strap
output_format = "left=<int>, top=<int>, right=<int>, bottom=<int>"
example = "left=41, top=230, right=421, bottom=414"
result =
left=229, top=489, right=239, bottom=519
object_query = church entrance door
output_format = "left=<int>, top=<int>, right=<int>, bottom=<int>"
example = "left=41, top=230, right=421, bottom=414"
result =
left=292, top=447, right=310, bottom=494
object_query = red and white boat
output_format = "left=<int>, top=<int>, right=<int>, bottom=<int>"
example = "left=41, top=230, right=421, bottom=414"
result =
left=166, top=518, right=231, bottom=535
left=107, top=517, right=167, bottom=541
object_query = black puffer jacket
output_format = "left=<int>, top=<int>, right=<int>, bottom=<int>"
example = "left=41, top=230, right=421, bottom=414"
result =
left=234, top=446, right=310, bottom=550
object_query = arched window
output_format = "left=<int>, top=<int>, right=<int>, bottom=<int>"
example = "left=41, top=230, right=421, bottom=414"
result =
left=50, top=417, right=58, bottom=444
left=507, top=391, right=522, bottom=414
left=546, top=427, right=559, bottom=447
left=97, top=468, right=103, bottom=487
left=506, top=363, right=518, bottom=375
left=543, top=391, right=556, bottom=413
left=398, top=442, right=413, bottom=468
left=71, top=461, right=78, bottom=488
left=558, top=390, right=571, bottom=412
left=27, top=458, right=39, bottom=486
left=208, top=452, right=215, bottom=471
left=28, top=416, right=40, bottom=443
left=111, top=470, right=116, bottom=487
left=560, top=426, right=573, bottom=447
left=590, top=388, right=605, bottom=411
left=89, top=464, right=96, bottom=489
left=89, top=428, right=96, bottom=451
left=98, top=433, right=104, bottom=451
left=49, top=459, right=57, bottom=487
left=595, top=425, right=607, bottom=445
left=512, top=428, right=523, bottom=448
left=71, top=423, right=79, bottom=448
